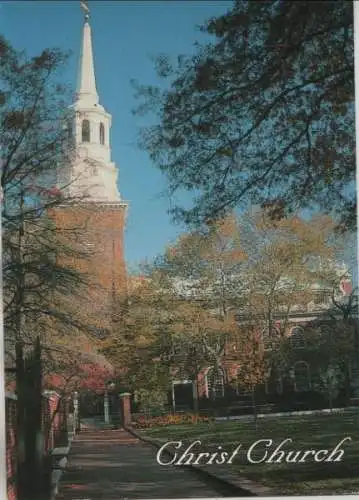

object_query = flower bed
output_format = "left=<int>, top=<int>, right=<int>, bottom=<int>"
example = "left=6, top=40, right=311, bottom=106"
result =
left=132, top=412, right=214, bottom=429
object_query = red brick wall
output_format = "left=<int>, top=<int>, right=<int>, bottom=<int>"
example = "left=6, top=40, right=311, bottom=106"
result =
left=6, top=391, right=62, bottom=500
left=194, top=320, right=330, bottom=398
left=6, top=395, right=17, bottom=500
left=50, top=203, right=127, bottom=330
left=51, top=204, right=126, bottom=289
left=120, top=393, right=131, bottom=427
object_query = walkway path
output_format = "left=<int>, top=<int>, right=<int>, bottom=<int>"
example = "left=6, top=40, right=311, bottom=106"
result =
left=56, top=429, right=225, bottom=499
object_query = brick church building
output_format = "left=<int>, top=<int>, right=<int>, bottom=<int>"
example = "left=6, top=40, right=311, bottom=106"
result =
left=49, top=4, right=358, bottom=416
left=53, top=5, right=128, bottom=337
left=170, top=273, right=358, bottom=413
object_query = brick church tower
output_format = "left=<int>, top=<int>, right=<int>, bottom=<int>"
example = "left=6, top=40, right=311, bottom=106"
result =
left=53, top=4, right=128, bottom=334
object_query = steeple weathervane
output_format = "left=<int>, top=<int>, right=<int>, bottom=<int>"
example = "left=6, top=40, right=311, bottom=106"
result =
left=80, top=1, right=90, bottom=22
left=76, top=0, right=98, bottom=104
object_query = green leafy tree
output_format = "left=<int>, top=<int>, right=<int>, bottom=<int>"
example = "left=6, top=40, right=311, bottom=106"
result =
left=134, top=1, right=354, bottom=230
left=318, top=365, right=344, bottom=410
left=101, top=276, right=174, bottom=407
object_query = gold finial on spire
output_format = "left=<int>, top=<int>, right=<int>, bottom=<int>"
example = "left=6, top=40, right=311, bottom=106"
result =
left=80, top=1, right=90, bottom=22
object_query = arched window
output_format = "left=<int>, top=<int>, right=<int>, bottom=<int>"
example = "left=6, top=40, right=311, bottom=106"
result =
left=82, top=119, right=90, bottom=142
left=262, top=327, right=280, bottom=351
left=262, top=332, right=271, bottom=351
left=293, top=361, right=311, bottom=392
left=99, top=122, right=105, bottom=145
left=290, top=326, right=305, bottom=349
left=206, top=367, right=225, bottom=398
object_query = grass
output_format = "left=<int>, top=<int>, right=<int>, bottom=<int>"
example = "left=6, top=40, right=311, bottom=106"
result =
left=139, top=411, right=359, bottom=495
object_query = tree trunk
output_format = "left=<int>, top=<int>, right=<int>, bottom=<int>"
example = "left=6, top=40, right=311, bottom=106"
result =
left=193, top=377, right=199, bottom=415
left=329, top=389, right=333, bottom=412
left=252, top=390, right=258, bottom=430
left=344, top=366, right=351, bottom=404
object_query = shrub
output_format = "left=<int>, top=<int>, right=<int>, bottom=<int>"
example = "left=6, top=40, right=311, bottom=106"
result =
left=134, top=389, right=168, bottom=411
left=273, top=390, right=328, bottom=412
left=132, top=412, right=214, bottom=429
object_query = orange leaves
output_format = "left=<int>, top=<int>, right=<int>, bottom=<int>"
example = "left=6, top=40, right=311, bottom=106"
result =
left=212, top=213, right=237, bottom=236
left=173, top=301, right=235, bottom=342
left=167, top=213, right=246, bottom=265
left=228, top=249, right=246, bottom=261
left=133, top=412, right=213, bottom=429
left=246, top=210, right=337, bottom=320
left=227, top=325, right=268, bottom=391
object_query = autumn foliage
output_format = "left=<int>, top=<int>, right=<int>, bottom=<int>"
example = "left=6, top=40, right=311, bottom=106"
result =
left=132, top=413, right=214, bottom=429
left=103, top=210, right=347, bottom=404
left=44, top=362, right=114, bottom=395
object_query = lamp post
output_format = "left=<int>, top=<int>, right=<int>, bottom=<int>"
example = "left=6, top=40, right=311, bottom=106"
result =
left=104, top=381, right=115, bottom=425
left=73, top=391, right=80, bottom=433
left=289, top=368, right=296, bottom=391
left=104, top=390, right=109, bottom=425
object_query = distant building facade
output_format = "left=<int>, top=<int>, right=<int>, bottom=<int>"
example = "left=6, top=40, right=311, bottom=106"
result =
left=170, top=270, right=358, bottom=412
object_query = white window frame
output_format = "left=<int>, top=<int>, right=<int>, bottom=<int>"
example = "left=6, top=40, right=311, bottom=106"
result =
left=205, top=367, right=225, bottom=399
left=290, top=326, right=305, bottom=349
left=262, top=327, right=280, bottom=351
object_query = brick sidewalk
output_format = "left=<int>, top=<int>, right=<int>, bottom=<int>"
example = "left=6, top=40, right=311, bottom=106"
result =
left=56, top=429, right=224, bottom=499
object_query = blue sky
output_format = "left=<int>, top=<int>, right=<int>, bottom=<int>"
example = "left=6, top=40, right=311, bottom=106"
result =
left=1, top=0, right=233, bottom=271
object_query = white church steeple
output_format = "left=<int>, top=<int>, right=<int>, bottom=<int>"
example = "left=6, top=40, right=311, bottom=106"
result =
left=66, top=1, right=121, bottom=203
left=76, top=14, right=99, bottom=106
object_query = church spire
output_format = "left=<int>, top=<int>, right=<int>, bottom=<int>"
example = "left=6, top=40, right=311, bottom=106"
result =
left=66, top=0, right=122, bottom=203
left=76, top=1, right=99, bottom=106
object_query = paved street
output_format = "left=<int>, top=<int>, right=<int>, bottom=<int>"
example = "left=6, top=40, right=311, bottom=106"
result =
left=56, top=429, right=225, bottom=499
